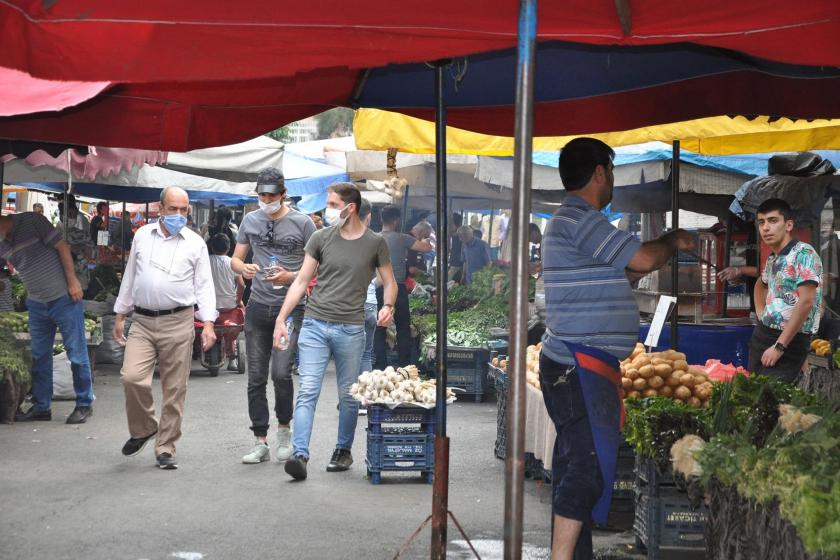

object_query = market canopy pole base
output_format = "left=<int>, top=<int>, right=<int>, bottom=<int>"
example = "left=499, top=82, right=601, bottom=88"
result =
left=504, top=1, right=537, bottom=558
left=392, top=505, right=480, bottom=560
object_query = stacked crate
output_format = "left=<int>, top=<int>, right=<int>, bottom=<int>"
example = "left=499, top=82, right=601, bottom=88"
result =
left=365, top=405, right=436, bottom=485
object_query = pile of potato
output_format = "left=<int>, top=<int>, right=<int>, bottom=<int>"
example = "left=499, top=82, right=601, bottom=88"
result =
left=490, top=343, right=542, bottom=391
left=620, top=343, right=713, bottom=408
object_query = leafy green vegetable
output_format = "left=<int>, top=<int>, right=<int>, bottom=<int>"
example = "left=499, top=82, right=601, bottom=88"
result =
left=624, top=396, right=710, bottom=465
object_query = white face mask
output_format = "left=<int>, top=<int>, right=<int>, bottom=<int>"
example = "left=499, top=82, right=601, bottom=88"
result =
left=324, top=205, right=348, bottom=228
left=259, top=200, right=283, bottom=215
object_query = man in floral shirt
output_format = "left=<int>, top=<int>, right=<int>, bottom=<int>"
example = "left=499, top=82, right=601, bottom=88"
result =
left=748, top=198, right=823, bottom=383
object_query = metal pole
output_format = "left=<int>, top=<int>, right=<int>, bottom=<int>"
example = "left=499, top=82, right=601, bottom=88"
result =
left=121, top=201, right=127, bottom=267
left=670, top=141, right=680, bottom=348
left=721, top=213, right=733, bottom=318
left=64, top=150, right=72, bottom=240
left=0, top=162, right=5, bottom=216
left=145, top=202, right=150, bottom=224
left=401, top=185, right=411, bottom=233
left=430, top=59, right=451, bottom=560
left=505, top=1, right=537, bottom=558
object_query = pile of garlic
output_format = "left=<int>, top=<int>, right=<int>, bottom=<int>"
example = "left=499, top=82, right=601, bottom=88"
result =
left=349, top=365, right=456, bottom=406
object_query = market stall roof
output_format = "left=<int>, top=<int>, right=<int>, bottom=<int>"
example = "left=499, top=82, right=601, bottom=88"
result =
left=354, top=110, right=840, bottom=156
left=0, top=5, right=838, bottom=150
left=0, top=66, right=109, bottom=117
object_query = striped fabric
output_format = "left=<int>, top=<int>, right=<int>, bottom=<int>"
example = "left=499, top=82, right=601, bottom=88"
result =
left=541, top=196, right=641, bottom=366
left=0, top=213, right=67, bottom=303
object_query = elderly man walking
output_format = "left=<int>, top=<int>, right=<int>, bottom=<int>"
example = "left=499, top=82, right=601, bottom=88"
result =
left=112, top=187, right=217, bottom=470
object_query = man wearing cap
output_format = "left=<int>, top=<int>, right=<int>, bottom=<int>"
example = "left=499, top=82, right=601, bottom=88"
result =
left=112, top=187, right=217, bottom=470
left=231, top=167, right=317, bottom=464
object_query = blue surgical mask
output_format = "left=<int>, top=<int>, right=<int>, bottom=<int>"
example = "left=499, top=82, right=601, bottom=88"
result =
left=161, top=214, right=187, bottom=236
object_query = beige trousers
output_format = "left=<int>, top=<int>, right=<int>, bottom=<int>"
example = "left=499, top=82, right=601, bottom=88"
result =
left=121, top=308, right=195, bottom=456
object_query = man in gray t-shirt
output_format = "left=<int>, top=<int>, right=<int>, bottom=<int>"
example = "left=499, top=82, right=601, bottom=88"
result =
left=231, top=167, right=317, bottom=465
left=0, top=212, right=94, bottom=424
left=374, top=205, right=433, bottom=369
left=271, top=183, right=398, bottom=480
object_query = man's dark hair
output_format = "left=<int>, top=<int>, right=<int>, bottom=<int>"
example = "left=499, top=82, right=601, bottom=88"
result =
left=209, top=233, right=230, bottom=255
left=529, top=223, right=541, bottom=235
left=559, top=137, right=615, bottom=191
left=380, top=205, right=401, bottom=225
left=96, top=201, right=108, bottom=213
left=756, top=198, right=793, bottom=221
left=359, top=199, right=372, bottom=220
left=452, top=213, right=463, bottom=227
left=328, top=182, right=362, bottom=214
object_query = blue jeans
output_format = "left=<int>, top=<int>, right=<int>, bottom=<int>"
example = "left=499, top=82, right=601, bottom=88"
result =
left=292, top=316, right=365, bottom=460
left=361, top=303, right=378, bottom=375
left=27, top=295, right=94, bottom=411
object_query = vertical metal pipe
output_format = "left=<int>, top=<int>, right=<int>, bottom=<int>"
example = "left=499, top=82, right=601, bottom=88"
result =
left=721, top=213, right=733, bottom=317
left=430, top=60, right=451, bottom=560
left=504, top=1, right=537, bottom=558
left=64, top=150, right=72, bottom=240
left=0, top=161, right=5, bottom=216
left=401, top=185, right=411, bottom=233
left=670, top=141, right=680, bottom=348
left=145, top=202, right=150, bottom=223
left=121, top=201, right=127, bottom=267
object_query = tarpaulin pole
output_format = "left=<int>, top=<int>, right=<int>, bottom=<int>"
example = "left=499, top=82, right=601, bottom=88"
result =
left=64, top=150, right=72, bottom=241
left=430, top=59, right=451, bottom=560
left=721, top=213, right=733, bottom=317
left=670, top=141, right=680, bottom=348
left=0, top=162, right=5, bottom=215
left=504, top=1, right=537, bottom=558
left=121, top=201, right=126, bottom=268
left=401, top=185, right=411, bottom=233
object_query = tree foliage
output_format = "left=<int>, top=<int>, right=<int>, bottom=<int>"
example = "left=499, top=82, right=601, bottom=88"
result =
left=316, top=108, right=354, bottom=139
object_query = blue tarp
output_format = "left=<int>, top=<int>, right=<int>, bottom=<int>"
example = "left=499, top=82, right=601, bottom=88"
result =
left=16, top=182, right=257, bottom=205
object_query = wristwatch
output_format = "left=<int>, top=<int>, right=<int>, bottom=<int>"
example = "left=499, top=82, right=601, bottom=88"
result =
left=773, top=341, right=787, bottom=353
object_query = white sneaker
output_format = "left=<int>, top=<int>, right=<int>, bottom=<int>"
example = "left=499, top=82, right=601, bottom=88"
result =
left=275, top=426, right=293, bottom=462
left=242, top=441, right=270, bottom=464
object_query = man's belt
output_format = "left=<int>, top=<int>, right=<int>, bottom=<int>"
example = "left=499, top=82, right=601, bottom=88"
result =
left=134, top=305, right=192, bottom=317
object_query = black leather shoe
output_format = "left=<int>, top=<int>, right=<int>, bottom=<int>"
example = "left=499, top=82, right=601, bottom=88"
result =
left=121, top=431, right=157, bottom=457
left=66, top=406, right=92, bottom=425
left=157, top=453, right=178, bottom=470
left=15, top=408, right=51, bottom=422
left=285, top=454, right=308, bottom=480
left=326, top=448, right=353, bottom=472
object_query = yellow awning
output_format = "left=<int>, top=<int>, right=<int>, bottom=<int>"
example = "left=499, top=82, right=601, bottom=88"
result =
left=354, top=109, right=840, bottom=156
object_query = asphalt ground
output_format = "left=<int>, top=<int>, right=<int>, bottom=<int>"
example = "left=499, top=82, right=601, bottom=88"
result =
left=0, top=362, right=641, bottom=560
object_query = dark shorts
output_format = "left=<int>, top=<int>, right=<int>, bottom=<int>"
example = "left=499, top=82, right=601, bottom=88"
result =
left=539, top=353, right=603, bottom=522
left=748, top=323, right=811, bottom=384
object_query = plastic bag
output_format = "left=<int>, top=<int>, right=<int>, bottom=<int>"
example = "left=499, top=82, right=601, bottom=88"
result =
left=52, top=352, right=75, bottom=400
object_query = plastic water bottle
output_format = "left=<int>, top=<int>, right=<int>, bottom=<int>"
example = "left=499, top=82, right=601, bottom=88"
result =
left=267, top=255, right=281, bottom=290
left=279, top=317, right=294, bottom=351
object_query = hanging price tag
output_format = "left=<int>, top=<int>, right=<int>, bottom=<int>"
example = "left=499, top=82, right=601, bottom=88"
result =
left=644, top=295, right=677, bottom=349
left=97, top=230, right=109, bottom=246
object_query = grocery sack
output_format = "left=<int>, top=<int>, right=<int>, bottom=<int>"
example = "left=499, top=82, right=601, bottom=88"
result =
left=95, top=314, right=132, bottom=365
left=52, top=351, right=75, bottom=400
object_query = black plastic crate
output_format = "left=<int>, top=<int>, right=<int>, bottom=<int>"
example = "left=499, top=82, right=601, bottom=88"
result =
left=490, top=365, right=508, bottom=459
left=613, top=456, right=637, bottom=501
left=635, top=455, right=675, bottom=495
left=366, top=432, right=434, bottom=485
left=425, top=345, right=491, bottom=402
left=634, top=486, right=708, bottom=559
left=367, top=405, right=436, bottom=435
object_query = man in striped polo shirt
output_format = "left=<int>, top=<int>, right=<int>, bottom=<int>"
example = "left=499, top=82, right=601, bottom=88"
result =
left=0, top=211, right=94, bottom=424
left=541, top=138, right=694, bottom=559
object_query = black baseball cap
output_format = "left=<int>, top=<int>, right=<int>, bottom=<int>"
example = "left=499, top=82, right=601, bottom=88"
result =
left=255, top=167, right=285, bottom=194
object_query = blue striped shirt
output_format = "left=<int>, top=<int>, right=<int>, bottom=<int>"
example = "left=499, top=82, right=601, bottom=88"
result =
left=541, top=196, right=642, bottom=365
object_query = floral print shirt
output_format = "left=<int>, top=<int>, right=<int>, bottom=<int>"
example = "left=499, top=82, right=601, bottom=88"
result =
left=760, top=239, right=823, bottom=334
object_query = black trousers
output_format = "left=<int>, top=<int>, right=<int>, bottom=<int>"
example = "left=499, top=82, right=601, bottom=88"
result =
left=374, top=283, right=411, bottom=369
left=747, top=322, right=811, bottom=384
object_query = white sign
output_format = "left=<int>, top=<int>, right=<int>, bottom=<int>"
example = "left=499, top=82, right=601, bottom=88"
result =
left=644, top=295, right=677, bottom=349
left=97, top=230, right=109, bottom=246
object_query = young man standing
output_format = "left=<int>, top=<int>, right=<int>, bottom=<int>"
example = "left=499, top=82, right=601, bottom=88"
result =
left=374, top=205, right=433, bottom=369
left=543, top=138, right=694, bottom=559
left=272, top=183, right=397, bottom=480
left=231, top=167, right=316, bottom=464
left=749, top=198, right=823, bottom=383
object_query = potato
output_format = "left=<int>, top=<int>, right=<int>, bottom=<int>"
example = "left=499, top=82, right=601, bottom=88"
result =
left=619, top=364, right=626, bottom=374
left=632, top=377, right=648, bottom=391
left=679, top=373, right=696, bottom=387
left=659, top=385, right=674, bottom=397
left=638, top=365, right=655, bottom=378
left=621, top=377, right=633, bottom=390
left=651, top=357, right=669, bottom=366
left=632, top=355, right=651, bottom=368
left=670, top=352, right=687, bottom=362
left=500, top=359, right=507, bottom=370
left=673, top=359, right=688, bottom=371
left=687, top=396, right=702, bottom=409
left=693, top=375, right=707, bottom=386
left=665, top=375, right=682, bottom=388
left=674, top=386, right=692, bottom=400
left=648, top=375, right=664, bottom=389
left=643, top=389, right=659, bottom=398
left=626, top=390, right=641, bottom=399
left=625, top=368, right=639, bottom=380
left=492, top=357, right=499, bottom=367
left=687, top=365, right=707, bottom=376
left=654, top=363, right=672, bottom=376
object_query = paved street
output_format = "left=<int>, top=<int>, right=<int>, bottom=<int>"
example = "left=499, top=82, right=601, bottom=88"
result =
left=1, top=362, right=637, bottom=560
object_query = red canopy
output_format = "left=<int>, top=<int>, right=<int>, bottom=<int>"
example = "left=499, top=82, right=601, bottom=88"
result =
left=0, top=1, right=838, bottom=150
